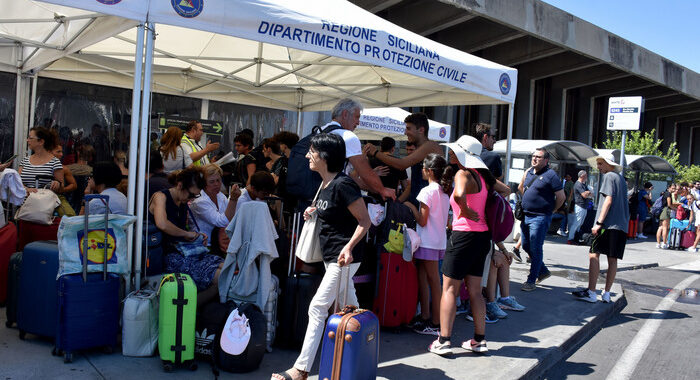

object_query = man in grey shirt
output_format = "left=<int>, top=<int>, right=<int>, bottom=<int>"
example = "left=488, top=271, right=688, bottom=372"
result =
left=568, top=170, right=591, bottom=244
left=573, top=156, right=629, bottom=303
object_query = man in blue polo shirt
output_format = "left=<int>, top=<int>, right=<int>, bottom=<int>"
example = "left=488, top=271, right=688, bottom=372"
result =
left=518, top=148, right=566, bottom=291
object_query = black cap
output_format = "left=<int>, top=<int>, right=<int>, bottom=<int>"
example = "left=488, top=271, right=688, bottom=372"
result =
left=236, top=128, right=254, bottom=139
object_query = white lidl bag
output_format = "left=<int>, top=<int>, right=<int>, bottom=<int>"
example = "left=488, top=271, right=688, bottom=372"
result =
left=122, top=289, right=159, bottom=357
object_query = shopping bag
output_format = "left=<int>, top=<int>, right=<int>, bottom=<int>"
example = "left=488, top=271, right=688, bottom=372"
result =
left=57, top=214, right=136, bottom=277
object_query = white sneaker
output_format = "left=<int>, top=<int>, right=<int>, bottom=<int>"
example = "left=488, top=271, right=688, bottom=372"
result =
left=572, top=289, right=597, bottom=303
left=601, top=291, right=611, bottom=303
left=429, top=339, right=453, bottom=356
left=557, top=230, right=567, bottom=237
left=656, top=243, right=662, bottom=248
left=687, top=247, right=698, bottom=253
left=662, top=243, right=669, bottom=249
left=637, top=233, right=648, bottom=239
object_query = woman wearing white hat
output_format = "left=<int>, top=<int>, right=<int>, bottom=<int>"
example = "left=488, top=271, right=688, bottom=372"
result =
left=428, top=135, right=510, bottom=355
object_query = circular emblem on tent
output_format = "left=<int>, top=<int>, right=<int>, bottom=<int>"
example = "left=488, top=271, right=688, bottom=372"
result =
left=96, top=0, right=122, bottom=4
left=499, top=73, right=511, bottom=95
left=172, top=0, right=204, bottom=18
left=439, top=127, right=447, bottom=139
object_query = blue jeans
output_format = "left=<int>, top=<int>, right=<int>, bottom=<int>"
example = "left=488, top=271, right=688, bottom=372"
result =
left=551, top=212, right=567, bottom=233
left=568, top=205, right=588, bottom=241
left=521, top=214, right=552, bottom=284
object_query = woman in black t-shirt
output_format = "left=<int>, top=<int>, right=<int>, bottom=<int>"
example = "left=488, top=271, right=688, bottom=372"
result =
left=272, top=133, right=370, bottom=380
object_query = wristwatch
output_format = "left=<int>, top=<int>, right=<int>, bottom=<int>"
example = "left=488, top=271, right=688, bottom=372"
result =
left=595, top=221, right=604, bottom=226
left=373, top=150, right=379, bottom=158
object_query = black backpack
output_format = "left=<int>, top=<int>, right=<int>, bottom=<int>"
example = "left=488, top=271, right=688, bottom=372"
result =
left=285, top=124, right=344, bottom=202
left=629, top=190, right=640, bottom=216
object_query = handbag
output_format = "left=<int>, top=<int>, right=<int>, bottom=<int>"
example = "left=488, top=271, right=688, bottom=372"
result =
left=15, top=188, right=60, bottom=225
left=295, top=184, right=323, bottom=263
left=515, top=169, right=540, bottom=221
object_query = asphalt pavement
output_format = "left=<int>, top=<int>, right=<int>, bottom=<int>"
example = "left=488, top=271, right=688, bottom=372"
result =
left=1, top=235, right=697, bottom=380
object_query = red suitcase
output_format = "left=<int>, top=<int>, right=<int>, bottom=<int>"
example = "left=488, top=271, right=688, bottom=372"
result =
left=372, top=251, right=418, bottom=328
left=627, top=218, right=638, bottom=239
left=17, top=218, right=61, bottom=251
left=0, top=222, right=18, bottom=304
left=681, top=230, right=696, bottom=249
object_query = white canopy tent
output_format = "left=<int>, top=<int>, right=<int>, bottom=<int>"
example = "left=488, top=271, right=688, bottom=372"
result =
left=5, top=0, right=519, bottom=289
left=355, top=107, right=451, bottom=142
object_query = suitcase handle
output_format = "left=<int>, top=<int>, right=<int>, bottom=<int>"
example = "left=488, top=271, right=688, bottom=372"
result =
left=334, top=266, right=351, bottom=314
left=82, top=194, right=110, bottom=282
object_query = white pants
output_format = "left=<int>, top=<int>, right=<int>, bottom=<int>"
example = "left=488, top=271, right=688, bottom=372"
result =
left=294, top=261, right=360, bottom=372
left=568, top=205, right=588, bottom=241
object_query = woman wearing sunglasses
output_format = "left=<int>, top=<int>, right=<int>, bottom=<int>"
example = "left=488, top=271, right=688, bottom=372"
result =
left=149, top=167, right=224, bottom=305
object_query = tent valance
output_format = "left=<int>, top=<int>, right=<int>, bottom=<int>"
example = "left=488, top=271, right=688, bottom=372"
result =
left=355, top=107, right=451, bottom=142
left=595, top=149, right=677, bottom=174
left=4, top=0, right=518, bottom=111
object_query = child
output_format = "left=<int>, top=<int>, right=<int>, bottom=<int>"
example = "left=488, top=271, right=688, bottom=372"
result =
left=688, top=193, right=700, bottom=252
left=404, top=154, right=453, bottom=335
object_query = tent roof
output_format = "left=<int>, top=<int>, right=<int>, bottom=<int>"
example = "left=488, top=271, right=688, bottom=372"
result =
left=355, top=107, right=451, bottom=142
left=595, top=149, right=677, bottom=174
left=1, top=0, right=517, bottom=111
left=493, top=139, right=598, bottom=163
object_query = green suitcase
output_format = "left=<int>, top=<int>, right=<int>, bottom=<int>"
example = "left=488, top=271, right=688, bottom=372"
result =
left=158, top=273, right=197, bottom=372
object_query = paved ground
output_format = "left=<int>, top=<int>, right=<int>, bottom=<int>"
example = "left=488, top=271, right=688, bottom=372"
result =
left=1, top=235, right=696, bottom=380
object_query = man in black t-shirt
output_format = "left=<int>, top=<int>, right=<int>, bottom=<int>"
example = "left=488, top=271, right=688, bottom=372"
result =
left=233, top=133, right=257, bottom=186
left=568, top=170, right=591, bottom=243
left=368, top=137, right=409, bottom=201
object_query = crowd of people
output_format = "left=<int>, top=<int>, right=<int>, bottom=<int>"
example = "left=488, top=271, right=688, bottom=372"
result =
left=4, top=97, right=694, bottom=380
left=654, top=181, right=700, bottom=251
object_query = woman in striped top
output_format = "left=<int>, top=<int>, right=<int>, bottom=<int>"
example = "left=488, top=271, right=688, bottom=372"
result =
left=18, top=127, right=64, bottom=193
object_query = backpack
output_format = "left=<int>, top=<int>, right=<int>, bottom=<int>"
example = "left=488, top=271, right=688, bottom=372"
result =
left=380, top=200, right=416, bottom=254
left=485, top=190, right=515, bottom=243
left=650, top=194, right=664, bottom=218
left=629, top=190, right=639, bottom=216
left=286, top=124, right=344, bottom=202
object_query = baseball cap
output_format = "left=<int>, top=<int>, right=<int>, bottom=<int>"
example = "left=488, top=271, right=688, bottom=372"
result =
left=219, top=309, right=251, bottom=355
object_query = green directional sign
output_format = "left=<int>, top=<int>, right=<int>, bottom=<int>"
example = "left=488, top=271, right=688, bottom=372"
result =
left=158, top=116, right=225, bottom=136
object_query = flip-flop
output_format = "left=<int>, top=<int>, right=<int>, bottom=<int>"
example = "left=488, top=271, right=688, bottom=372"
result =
left=271, top=371, right=293, bottom=380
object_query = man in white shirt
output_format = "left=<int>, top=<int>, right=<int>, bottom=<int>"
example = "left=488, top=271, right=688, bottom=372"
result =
left=321, top=98, right=395, bottom=200
left=180, top=120, right=219, bottom=167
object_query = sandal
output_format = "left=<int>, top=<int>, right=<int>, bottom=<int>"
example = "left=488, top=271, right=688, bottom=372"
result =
left=271, top=369, right=308, bottom=380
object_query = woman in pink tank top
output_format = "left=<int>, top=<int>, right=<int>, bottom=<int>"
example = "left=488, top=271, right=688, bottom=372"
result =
left=428, top=135, right=508, bottom=356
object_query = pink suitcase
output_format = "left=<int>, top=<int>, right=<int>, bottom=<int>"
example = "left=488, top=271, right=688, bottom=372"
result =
left=681, top=230, right=696, bottom=249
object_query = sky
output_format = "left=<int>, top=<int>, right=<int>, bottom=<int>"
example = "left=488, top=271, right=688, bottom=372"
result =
left=540, top=0, right=700, bottom=73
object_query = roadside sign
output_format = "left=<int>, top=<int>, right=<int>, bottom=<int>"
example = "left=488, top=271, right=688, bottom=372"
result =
left=606, top=96, right=643, bottom=131
left=159, top=116, right=224, bottom=135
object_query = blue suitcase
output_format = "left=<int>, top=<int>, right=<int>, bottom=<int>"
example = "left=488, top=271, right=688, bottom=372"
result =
left=55, top=195, right=120, bottom=363
left=318, top=269, right=379, bottom=380
left=17, top=241, right=59, bottom=340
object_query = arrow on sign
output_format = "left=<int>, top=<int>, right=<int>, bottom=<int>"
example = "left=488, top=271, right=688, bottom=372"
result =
left=213, top=123, right=223, bottom=133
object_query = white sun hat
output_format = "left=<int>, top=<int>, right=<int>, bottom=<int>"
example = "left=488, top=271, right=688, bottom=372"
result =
left=586, top=155, right=623, bottom=173
left=441, top=135, right=488, bottom=170
left=219, top=309, right=251, bottom=355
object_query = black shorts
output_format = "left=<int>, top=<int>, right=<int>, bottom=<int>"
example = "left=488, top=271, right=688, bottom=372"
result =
left=442, top=231, right=492, bottom=280
left=590, top=228, right=627, bottom=259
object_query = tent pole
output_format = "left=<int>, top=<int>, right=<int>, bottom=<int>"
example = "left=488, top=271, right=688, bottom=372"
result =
left=504, top=103, right=515, bottom=185
left=126, top=24, right=145, bottom=292
left=296, top=88, right=303, bottom=135
left=13, top=44, right=24, bottom=168
left=134, top=23, right=154, bottom=291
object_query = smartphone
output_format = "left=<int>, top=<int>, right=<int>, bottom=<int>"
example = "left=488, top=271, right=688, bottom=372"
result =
left=2, top=154, right=17, bottom=165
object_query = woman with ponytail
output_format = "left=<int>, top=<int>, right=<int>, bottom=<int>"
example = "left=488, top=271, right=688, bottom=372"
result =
left=404, top=153, right=453, bottom=336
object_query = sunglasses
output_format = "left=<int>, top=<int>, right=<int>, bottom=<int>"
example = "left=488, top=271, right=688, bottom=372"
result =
left=186, top=189, right=201, bottom=200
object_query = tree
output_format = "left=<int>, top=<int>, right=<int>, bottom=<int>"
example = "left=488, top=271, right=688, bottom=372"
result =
left=598, top=129, right=682, bottom=181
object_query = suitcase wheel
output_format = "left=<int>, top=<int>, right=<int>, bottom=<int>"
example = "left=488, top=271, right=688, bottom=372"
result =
left=5, top=321, right=13, bottom=328
left=64, top=352, right=73, bottom=363
left=162, top=361, right=173, bottom=372
left=18, top=330, right=26, bottom=340
left=188, top=361, right=198, bottom=371
left=51, top=347, right=60, bottom=356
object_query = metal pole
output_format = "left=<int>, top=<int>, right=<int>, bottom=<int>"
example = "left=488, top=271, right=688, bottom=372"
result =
left=124, top=24, right=145, bottom=294
left=504, top=103, right=515, bottom=185
left=620, top=131, right=627, bottom=176
left=134, top=22, right=155, bottom=290
left=26, top=73, right=38, bottom=160
left=13, top=44, right=23, bottom=169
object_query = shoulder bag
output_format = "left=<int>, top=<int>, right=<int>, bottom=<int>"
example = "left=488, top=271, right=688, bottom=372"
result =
left=514, top=169, right=540, bottom=221
left=295, top=184, right=324, bottom=263
left=16, top=189, right=60, bottom=225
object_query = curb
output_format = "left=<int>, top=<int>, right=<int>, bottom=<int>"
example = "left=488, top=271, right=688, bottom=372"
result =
left=519, top=288, right=628, bottom=379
